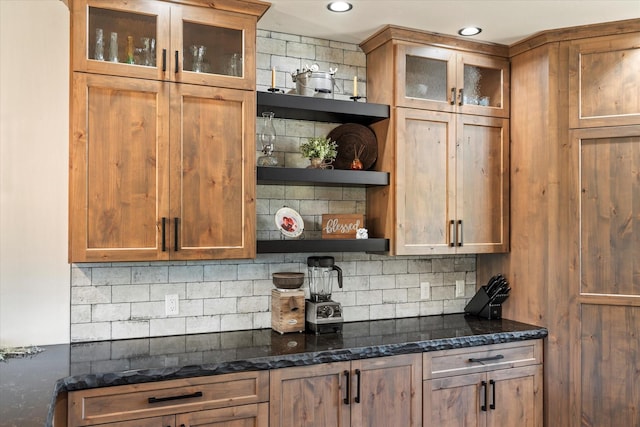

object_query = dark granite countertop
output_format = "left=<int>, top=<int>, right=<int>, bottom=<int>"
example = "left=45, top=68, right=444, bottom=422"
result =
left=0, top=314, right=547, bottom=427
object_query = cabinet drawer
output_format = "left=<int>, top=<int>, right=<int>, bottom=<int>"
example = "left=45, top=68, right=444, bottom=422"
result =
left=423, top=340, right=542, bottom=379
left=68, top=370, right=269, bottom=426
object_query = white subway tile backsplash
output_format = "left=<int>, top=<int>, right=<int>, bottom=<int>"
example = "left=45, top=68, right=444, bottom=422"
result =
left=150, top=318, right=186, bottom=336
left=112, top=285, right=149, bottom=303
left=132, top=266, right=169, bottom=284
left=68, top=31, right=477, bottom=343
left=91, top=267, right=131, bottom=285
left=169, top=266, right=204, bottom=283
left=72, top=285, right=111, bottom=305
left=186, top=282, right=221, bottom=299
left=186, top=316, right=221, bottom=334
left=220, top=281, right=253, bottom=298
left=112, top=320, right=149, bottom=340
left=204, top=298, right=238, bottom=315
left=221, top=313, right=253, bottom=331
left=92, top=303, right=131, bottom=322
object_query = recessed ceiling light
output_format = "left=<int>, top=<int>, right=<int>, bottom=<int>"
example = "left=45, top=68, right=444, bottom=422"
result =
left=327, top=1, right=353, bottom=12
left=458, top=26, right=482, bottom=37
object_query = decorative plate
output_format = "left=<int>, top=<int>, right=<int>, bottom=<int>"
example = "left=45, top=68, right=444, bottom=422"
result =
left=327, top=123, right=378, bottom=170
left=275, top=207, right=304, bottom=238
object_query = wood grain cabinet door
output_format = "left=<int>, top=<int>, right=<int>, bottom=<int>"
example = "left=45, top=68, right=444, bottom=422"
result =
left=569, top=33, right=640, bottom=128
left=169, top=84, right=255, bottom=260
left=486, top=365, right=542, bottom=427
left=395, top=108, right=457, bottom=255
left=425, top=372, right=485, bottom=427
left=455, top=115, right=509, bottom=254
left=350, top=354, right=422, bottom=427
left=270, top=362, right=351, bottom=427
left=69, top=73, right=170, bottom=262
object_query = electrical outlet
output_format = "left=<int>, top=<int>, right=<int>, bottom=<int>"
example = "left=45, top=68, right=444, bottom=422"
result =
left=456, top=280, right=465, bottom=297
left=420, top=282, right=431, bottom=300
left=165, top=294, right=179, bottom=316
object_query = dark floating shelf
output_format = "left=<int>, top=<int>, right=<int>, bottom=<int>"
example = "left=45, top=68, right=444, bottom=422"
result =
left=257, top=167, right=389, bottom=186
left=257, top=91, right=390, bottom=125
left=257, top=238, right=389, bottom=254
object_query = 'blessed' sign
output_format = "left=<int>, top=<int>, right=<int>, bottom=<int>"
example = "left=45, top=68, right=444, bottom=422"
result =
left=322, top=214, right=364, bottom=239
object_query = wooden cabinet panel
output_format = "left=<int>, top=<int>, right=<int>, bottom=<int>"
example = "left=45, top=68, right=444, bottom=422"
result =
left=569, top=34, right=640, bottom=128
left=425, top=373, right=485, bottom=427
left=170, top=84, right=255, bottom=259
left=93, top=415, right=175, bottom=427
left=175, top=403, right=268, bottom=427
left=579, top=128, right=640, bottom=296
left=68, top=371, right=268, bottom=426
left=424, top=342, right=542, bottom=427
left=350, top=354, right=422, bottom=427
left=270, top=354, right=421, bottom=427
left=69, top=73, right=170, bottom=262
left=392, top=109, right=509, bottom=255
left=395, top=108, right=455, bottom=255
left=579, top=305, right=640, bottom=427
left=269, top=362, right=351, bottom=427
left=456, top=115, right=509, bottom=254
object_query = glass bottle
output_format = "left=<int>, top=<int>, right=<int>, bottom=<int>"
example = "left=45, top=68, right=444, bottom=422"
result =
left=109, top=32, right=118, bottom=62
left=126, top=36, right=135, bottom=64
left=257, top=112, right=278, bottom=167
left=94, top=28, right=104, bottom=61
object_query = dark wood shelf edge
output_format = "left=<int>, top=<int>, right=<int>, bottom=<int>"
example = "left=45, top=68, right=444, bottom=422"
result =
left=257, top=167, right=389, bottom=186
left=257, top=238, right=389, bottom=253
left=257, top=91, right=390, bottom=125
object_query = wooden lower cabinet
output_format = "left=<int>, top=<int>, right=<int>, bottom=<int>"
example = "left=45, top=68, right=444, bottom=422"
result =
left=67, top=371, right=268, bottom=426
left=423, top=341, right=543, bottom=427
left=270, top=354, right=422, bottom=427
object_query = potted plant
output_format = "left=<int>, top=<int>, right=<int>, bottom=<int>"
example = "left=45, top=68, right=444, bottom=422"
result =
left=300, top=136, right=338, bottom=169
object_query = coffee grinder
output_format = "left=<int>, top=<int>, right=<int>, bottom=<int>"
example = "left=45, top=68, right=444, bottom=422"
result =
left=305, top=256, right=344, bottom=334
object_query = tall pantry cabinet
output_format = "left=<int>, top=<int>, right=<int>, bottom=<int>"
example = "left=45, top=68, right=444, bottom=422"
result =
left=361, top=27, right=510, bottom=256
left=68, top=0, right=269, bottom=262
left=478, top=19, right=640, bottom=427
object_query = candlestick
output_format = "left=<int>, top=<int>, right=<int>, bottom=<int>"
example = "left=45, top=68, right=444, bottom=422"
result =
left=271, top=67, right=276, bottom=88
left=353, top=76, right=358, bottom=97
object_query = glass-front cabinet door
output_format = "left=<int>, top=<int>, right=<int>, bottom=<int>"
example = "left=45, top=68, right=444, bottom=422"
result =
left=73, top=0, right=257, bottom=90
left=72, top=0, right=170, bottom=80
left=396, top=43, right=509, bottom=118
left=171, top=6, right=256, bottom=90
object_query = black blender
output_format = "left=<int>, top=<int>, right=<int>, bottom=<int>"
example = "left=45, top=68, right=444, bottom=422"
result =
left=305, top=256, right=344, bottom=334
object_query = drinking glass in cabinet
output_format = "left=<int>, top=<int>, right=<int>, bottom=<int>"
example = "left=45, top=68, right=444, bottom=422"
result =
left=88, top=6, right=157, bottom=64
left=183, top=21, right=243, bottom=76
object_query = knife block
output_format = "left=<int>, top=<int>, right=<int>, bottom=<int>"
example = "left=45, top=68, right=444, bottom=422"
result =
left=464, top=287, right=507, bottom=320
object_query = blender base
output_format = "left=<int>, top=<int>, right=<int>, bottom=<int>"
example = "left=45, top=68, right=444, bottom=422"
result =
left=306, top=321, right=343, bottom=335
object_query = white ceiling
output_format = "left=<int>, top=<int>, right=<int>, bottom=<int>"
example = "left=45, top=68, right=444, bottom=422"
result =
left=257, top=0, right=640, bottom=46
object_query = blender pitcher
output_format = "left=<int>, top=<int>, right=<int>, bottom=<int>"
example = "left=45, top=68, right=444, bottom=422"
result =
left=307, top=256, right=343, bottom=302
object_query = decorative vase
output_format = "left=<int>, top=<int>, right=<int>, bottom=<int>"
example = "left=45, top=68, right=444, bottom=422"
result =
left=257, top=111, right=278, bottom=167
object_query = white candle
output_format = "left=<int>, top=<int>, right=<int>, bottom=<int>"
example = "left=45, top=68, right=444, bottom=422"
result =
left=271, top=67, right=276, bottom=88
left=353, top=76, right=358, bottom=97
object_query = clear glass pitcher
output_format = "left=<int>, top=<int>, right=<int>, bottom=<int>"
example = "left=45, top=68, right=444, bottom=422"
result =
left=307, top=256, right=343, bottom=302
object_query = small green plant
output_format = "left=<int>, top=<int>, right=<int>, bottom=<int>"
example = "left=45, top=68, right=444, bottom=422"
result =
left=300, top=136, right=338, bottom=161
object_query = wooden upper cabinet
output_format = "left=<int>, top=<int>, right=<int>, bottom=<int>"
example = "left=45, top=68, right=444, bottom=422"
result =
left=393, top=109, right=509, bottom=256
left=169, top=84, right=256, bottom=260
left=569, top=33, right=640, bottom=128
left=69, top=73, right=170, bottom=262
left=72, top=0, right=261, bottom=90
left=396, top=43, right=510, bottom=118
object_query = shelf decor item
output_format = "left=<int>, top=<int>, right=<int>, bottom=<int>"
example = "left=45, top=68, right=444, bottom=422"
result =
left=257, top=111, right=278, bottom=167
left=300, top=136, right=337, bottom=169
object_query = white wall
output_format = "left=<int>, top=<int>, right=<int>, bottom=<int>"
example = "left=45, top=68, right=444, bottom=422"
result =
left=0, top=0, right=70, bottom=346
